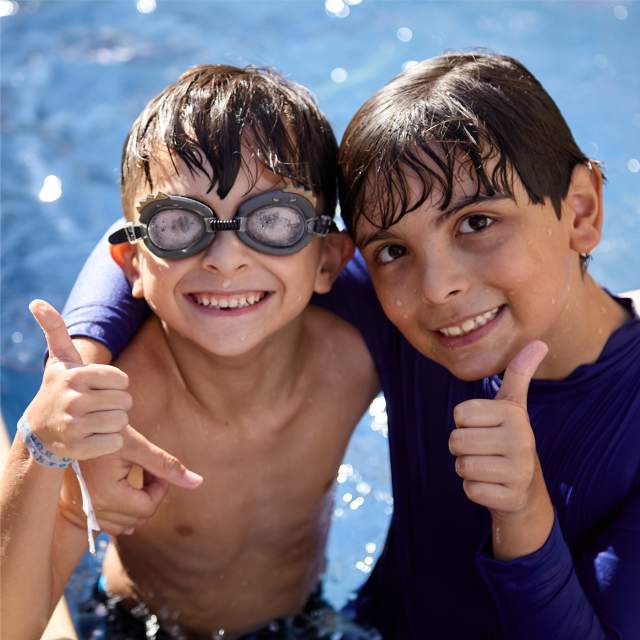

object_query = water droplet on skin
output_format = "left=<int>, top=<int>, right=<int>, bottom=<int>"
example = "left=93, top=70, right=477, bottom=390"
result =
left=551, top=297, right=556, bottom=305
left=395, top=299, right=403, bottom=307
left=222, top=279, right=231, bottom=289
left=402, top=313, right=409, bottom=319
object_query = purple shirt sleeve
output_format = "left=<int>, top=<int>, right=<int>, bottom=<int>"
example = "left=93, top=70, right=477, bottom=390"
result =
left=62, top=223, right=149, bottom=359
left=476, top=492, right=640, bottom=639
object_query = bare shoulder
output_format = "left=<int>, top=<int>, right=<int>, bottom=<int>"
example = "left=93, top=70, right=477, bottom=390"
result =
left=620, top=289, right=640, bottom=315
left=113, top=316, right=173, bottom=421
left=303, top=305, right=379, bottom=395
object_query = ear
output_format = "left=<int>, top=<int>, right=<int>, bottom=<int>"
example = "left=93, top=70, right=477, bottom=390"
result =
left=110, top=244, right=145, bottom=299
left=313, top=232, right=355, bottom=295
left=565, top=163, right=604, bottom=255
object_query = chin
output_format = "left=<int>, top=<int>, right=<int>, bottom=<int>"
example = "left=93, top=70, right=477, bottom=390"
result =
left=434, top=351, right=510, bottom=382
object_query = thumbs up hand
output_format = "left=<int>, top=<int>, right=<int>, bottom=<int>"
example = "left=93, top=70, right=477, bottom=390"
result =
left=25, top=299, right=129, bottom=460
left=448, top=341, right=555, bottom=560
left=24, top=300, right=203, bottom=536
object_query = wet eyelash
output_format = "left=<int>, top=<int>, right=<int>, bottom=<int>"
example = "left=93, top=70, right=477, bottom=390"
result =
left=375, top=244, right=407, bottom=265
left=457, top=214, right=496, bottom=235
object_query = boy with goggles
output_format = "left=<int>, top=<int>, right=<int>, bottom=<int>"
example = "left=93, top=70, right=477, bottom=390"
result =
left=11, top=52, right=640, bottom=639
left=108, top=191, right=335, bottom=259
left=1, top=65, right=381, bottom=640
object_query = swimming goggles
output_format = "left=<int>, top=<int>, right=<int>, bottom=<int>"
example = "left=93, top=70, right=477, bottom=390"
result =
left=108, top=191, right=334, bottom=259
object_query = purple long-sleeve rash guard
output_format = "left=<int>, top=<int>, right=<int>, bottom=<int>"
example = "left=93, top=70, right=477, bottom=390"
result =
left=63, top=230, right=640, bottom=639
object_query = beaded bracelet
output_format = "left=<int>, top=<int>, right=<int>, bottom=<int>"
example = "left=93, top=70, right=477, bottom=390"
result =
left=17, top=414, right=100, bottom=554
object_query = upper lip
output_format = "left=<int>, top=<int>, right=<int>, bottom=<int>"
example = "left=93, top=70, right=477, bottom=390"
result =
left=432, top=305, right=502, bottom=331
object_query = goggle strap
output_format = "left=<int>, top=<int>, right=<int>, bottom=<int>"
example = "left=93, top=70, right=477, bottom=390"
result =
left=108, top=223, right=143, bottom=245
left=308, top=215, right=333, bottom=236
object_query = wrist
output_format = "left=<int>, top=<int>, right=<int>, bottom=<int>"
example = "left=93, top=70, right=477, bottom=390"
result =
left=17, top=414, right=73, bottom=469
left=491, top=471, right=554, bottom=561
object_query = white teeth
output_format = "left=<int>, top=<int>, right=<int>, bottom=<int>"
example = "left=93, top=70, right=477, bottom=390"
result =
left=461, top=319, right=476, bottom=333
left=193, top=293, right=266, bottom=310
left=439, top=307, right=500, bottom=337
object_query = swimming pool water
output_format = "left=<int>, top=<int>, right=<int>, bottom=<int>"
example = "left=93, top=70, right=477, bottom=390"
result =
left=1, top=0, right=638, bottom=624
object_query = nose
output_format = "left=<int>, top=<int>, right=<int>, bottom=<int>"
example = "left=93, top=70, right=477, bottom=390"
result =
left=419, top=247, right=470, bottom=305
left=200, top=230, right=250, bottom=275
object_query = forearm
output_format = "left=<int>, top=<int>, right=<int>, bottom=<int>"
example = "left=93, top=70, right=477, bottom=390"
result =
left=72, top=337, right=113, bottom=365
left=0, top=438, right=86, bottom=640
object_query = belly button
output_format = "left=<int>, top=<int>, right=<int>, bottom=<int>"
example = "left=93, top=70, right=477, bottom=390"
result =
left=175, top=524, right=194, bottom=537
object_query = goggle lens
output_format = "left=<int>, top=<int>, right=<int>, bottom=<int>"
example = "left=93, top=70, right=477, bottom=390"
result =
left=245, top=205, right=306, bottom=248
left=147, top=209, right=205, bottom=251
left=108, top=192, right=332, bottom=258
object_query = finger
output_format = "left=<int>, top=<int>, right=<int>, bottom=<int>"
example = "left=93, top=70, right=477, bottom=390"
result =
left=462, top=480, right=513, bottom=511
left=78, top=410, right=129, bottom=434
left=106, top=476, right=169, bottom=519
left=29, top=299, right=82, bottom=366
left=80, top=389, right=132, bottom=413
left=120, top=426, right=203, bottom=489
left=94, top=517, right=138, bottom=537
left=455, top=455, right=511, bottom=484
left=71, top=433, right=124, bottom=459
left=81, top=364, right=130, bottom=391
left=453, top=399, right=520, bottom=429
left=94, top=511, right=143, bottom=528
left=496, top=340, right=548, bottom=407
left=449, top=427, right=508, bottom=456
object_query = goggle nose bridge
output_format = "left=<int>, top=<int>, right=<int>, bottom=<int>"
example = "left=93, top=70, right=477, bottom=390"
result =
left=204, top=217, right=243, bottom=232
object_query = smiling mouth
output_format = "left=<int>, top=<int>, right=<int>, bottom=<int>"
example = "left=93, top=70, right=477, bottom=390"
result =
left=190, top=291, right=269, bottom=310
left=437, top=306, right=503, bottom=337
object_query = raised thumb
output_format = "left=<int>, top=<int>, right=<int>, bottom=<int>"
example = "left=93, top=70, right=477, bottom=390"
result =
left=30, top=299, right=83, bottom=366
left=496, top=340, right=548, bottom=406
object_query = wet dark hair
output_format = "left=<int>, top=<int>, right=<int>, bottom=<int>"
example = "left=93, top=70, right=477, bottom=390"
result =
left=339, top=51, right=594, bottom=240
left=121, top=64, right=337, bottom=219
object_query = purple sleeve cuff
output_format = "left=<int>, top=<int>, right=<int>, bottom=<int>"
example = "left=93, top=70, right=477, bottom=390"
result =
left=61, top=222, right=149, bottom=360
left=475, top=514, right=607, bottom=639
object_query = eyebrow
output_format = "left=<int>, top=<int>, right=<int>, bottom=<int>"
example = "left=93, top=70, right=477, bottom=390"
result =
left=358, top=192, right=509, bottom=249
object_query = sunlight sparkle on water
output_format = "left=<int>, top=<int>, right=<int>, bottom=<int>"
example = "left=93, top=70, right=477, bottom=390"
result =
left=368, top=396, right=386, bottom=416
left=325, top=0, right=350, bottom=18
left=331, top=67, right=348, bottom=83
left=396, top=27, right=413, bottom=42
left=613, top=5, right=628, bottom=20
left=38, top=175, right=62, bottom=203
left=136, top=0, right=156, bottom=13
left=0, top=0, right=18, bottom=17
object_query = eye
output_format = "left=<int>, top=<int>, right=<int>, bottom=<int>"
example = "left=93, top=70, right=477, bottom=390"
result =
left=458, top=214, right=495, bottom=235
left=376, top=244, right=407, bottom=265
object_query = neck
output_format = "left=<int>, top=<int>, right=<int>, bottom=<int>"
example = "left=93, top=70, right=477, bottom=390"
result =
left=536, top=274, right=630, bottom=379
left=159, top=315, right=307, bottom=419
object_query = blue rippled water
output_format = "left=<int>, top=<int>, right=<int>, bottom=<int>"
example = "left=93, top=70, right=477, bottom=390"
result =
left=1, top=0, right=638, bottom=621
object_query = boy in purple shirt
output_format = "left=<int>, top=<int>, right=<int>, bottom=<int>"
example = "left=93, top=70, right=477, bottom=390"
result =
left=11, top=53, right=640, bottom=638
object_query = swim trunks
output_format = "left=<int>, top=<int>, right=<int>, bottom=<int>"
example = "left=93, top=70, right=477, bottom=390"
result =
left=75, top=576, right=381, bottom=639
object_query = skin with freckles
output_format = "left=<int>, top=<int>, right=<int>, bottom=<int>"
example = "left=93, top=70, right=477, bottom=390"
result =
left=357, top=158, right=630, bottom=560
